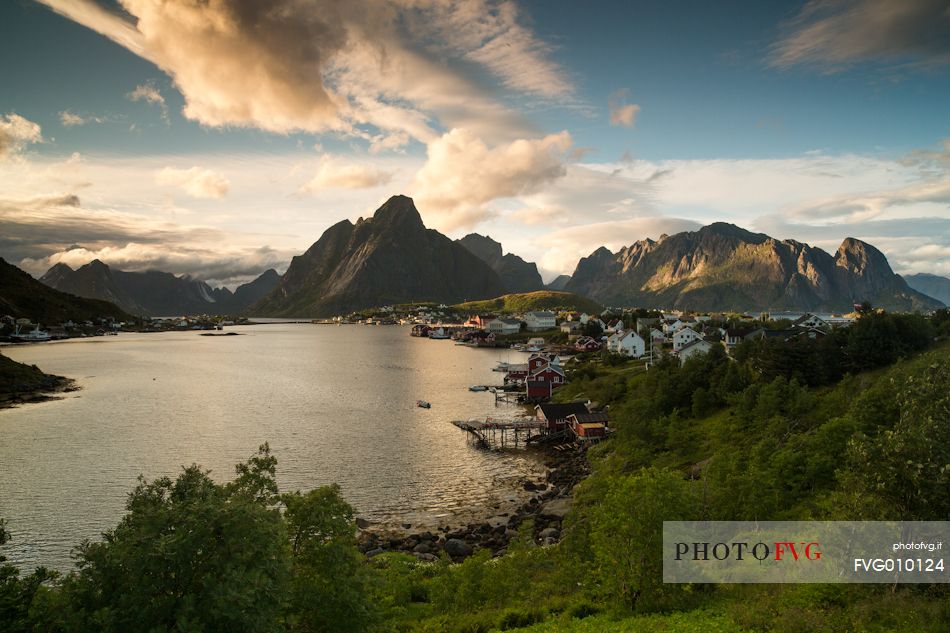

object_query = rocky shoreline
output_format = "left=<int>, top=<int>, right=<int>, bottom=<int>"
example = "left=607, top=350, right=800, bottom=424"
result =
left=357, top=447, right=590, bottom=561
left=0, top=376, right=79, bottom=409
left=0, top=351, right=79, bottom=409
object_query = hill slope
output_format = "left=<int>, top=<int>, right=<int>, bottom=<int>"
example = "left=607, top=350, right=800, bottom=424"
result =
left=455, top=290, right=602, bottom=315
left=565, top=223, right=943, bottom=311
left=252, top=195, right=505, bottom=317
left=0, top=258, right=132, bottom=324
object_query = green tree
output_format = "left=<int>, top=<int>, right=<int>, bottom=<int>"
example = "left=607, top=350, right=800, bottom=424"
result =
left=61, top=445, right=290, bottom=633
left=588, top=467, right=697, bottom=611
left=283, top=485, right=379, bottom=632
left=846, top=357, right=950, bottom=520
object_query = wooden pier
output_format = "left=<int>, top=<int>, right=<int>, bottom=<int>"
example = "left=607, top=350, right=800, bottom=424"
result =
left=451, top=417, right=545, bottom=449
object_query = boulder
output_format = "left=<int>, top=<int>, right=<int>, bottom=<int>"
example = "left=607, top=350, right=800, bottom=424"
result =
left=444, top=538, right=473, bottom=558
left=539, top=497, right=573, bottom=520
left=539, top=527, right=560, bottom=540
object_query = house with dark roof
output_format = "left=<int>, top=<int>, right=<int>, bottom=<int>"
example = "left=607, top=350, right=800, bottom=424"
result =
left=535, top=402, right=590, bottom=431
left=792, top=313, right=828, bottom=330
left=724, top=327, right=765, bottom=348
left=567, top=412, right=609, bottom=441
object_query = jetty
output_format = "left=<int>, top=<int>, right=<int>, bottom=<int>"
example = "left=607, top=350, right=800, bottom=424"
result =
left=451, top=417, right=545, bottom=449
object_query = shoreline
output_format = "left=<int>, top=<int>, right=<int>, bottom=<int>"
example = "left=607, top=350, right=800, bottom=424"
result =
left=0, top=375, right=79, bottom=409
left=357, top=445, right=589, bottom=561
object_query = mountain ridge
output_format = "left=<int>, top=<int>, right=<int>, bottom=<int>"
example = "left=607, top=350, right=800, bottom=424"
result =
left=565, top=223, right=943, bottom=312
left=456, top=233, right=543, bottom=293
left=40, top=261, right=280, bottom=317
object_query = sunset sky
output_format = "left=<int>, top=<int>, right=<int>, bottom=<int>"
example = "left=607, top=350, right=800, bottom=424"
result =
left=1, top=0, right=949, bottom=286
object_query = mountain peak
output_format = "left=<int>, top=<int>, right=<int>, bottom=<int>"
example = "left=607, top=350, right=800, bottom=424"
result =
left=457, top=233, right=503, bottom=263
left=372, top=195, right=424, bottom=229
left=700, top=222, right=768, bottom=243
left=836, top=237, right=893, bottom=276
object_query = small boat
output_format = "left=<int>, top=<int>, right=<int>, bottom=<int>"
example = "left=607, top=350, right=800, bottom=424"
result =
left=416, top=400, right=431, bottom=409
left=469, top=385, right=488, bottom=392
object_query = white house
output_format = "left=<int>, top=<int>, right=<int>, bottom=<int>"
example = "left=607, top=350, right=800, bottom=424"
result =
left=578, top=313, right=590, bottom=324
left=488, top=318, right=521, bottom=335
left=792, top=313, right=828, bottom=330
left=673, top=327, right=702, bottom=351
left=677, top=339, right=712, bottom=362
left=668, top=317, right=698, bottom=333
left=605, top=319, right=625, bottom=334
left=606, top=330, right=645, bottom=357
left=524, top=311, right=556, bottom=331
left=560, top=321, right=583, bottom=334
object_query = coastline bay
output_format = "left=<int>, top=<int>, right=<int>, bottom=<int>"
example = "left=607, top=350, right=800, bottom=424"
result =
left=0, top=323, right=545, bottom=571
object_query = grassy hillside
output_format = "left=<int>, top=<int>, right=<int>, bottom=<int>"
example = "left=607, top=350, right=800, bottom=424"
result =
left=454, top=290, right=602, bottom=315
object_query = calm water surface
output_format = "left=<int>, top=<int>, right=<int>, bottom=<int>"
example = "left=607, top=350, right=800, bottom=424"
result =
left=0, top=324, right=544, bottom=571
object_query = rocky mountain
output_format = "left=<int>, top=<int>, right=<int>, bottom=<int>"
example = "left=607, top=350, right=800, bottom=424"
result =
left=565, top=223, right=944, bottom=312
left=456, top=233, right=543, bottom=293
left=0, top=258, right=131, bottom=324
left=545, top=274, right=571, bottom=291
left=40, top=260, right=280, bottom=317
left=904, top=273, right=950, bottom=306
left=252, top=195, right=506, bottom=317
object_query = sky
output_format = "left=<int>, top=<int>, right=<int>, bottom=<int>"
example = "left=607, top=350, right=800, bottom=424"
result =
left=1, top=0, right=949, bottom=287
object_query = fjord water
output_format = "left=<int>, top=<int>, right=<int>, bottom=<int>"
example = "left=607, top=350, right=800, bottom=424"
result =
left=0, top=324, right=544, bottom=571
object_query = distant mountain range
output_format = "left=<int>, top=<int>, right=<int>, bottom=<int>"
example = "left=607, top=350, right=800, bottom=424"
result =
left=564, top=223, right=943, bottom=312
left=904, top=273, right=950, bottom=306
left=456, top=233, right=543, bottom=293
left=251, top=195, right=505, bottom=317
left=41, top=260, right=279, bottom=317
left=13, top=194, right=946, bottom=318
left=545, top=275, right=571, bottom=291
left=0, top=257, right=131, bottom=324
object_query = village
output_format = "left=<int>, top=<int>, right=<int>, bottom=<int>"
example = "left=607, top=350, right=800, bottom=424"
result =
left=0, top=314, right=256, bottom=342
left=399, top=305, right=860, bottom=450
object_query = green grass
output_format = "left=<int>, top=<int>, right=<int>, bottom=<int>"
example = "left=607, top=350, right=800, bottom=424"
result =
left=509, top=609, right=751, bottom=632
left=454, top=291, right=603, bottom=315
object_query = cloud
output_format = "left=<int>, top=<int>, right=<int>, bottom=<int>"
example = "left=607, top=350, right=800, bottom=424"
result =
left=37, top=0, right=570, bottom=144
left=772, top=0, right=950, bottom=70
left=784, top=178, right=950, bottom=223
left=0, top=113, right=43, bottom=160
left=300, top=156, right=395, bottom=192
left=412, top=128, right=572, bottom=231
left=127, top=82, right=169, bottom=120
left=156, top=166, right=231, bottom=198
left=59, top=110, right=106, bottom=127
left=608, top=89, right=640, bottom=127
left=0, top=194, right=291, bottom=286
left=410, top=0, right=574, bottom=98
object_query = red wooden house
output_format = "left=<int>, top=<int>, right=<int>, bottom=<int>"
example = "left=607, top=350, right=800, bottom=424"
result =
left=567, top=412, right=609, bottom=441
left=535, top=402, right=590, bottom=431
